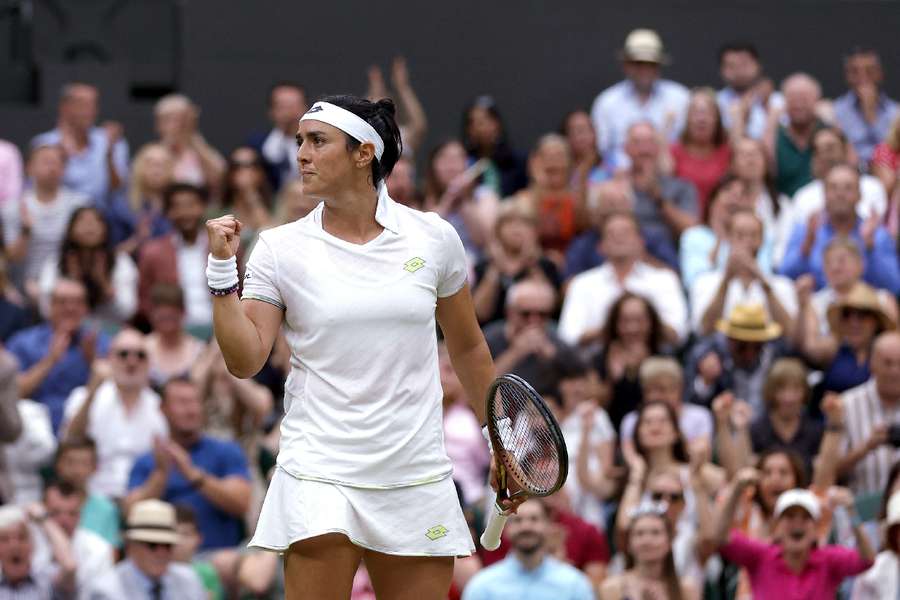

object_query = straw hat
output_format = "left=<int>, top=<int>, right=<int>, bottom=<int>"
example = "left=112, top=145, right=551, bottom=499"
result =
left=716, top=303, right=782, bottom=343
left=826, top=282, right=896, bottom=336
left=125, top=499, right=179, bottom=545
left=619, top=29, right=669, bottom=64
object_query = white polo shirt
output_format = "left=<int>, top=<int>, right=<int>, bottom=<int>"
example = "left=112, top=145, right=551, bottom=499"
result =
left=242, top=190, right=468, bottom=488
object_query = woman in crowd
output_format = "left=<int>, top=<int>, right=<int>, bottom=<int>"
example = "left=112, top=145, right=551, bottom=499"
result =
left=461, top=96, right=528, bottom=197
left=144, top=283, right=206, bottom=388
left=872, top=114, right=900, bottom=236
left=472, top=200, right=560, bottom=325
left=561, top=109, right=609, bottom=194
left=853, top=490, right=900, bottom=599
left=154, top=93, right=226, bottom=192
left=679, top=174, right=744, bottom=288
left=221, top=146, right=274, bottom=252
left=592, top=292, right=666, bottom=431
left=38, top=206, right=137, bottom=327
left=669, top=88, right=732, bottom=211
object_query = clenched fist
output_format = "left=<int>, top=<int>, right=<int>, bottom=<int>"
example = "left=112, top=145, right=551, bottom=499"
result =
left=206, top=215, right=243, bottom=259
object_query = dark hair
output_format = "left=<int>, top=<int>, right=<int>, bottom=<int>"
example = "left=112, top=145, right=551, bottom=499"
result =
left=423, top=139, right=468, bottom=200
left=718, top=42, right=760, bottom=64
left=624, top=512, right=683, bottom=600
left=44, top=479, right=81, bottom=500
left=150, top=283, right=185, bottom=310
left=600, top=210, right=642, bottom=241
left=702, top=173, right=742, bottom=225
left=267, top=81, right=305, bottom=106
left=57, top=207, right=114, bottom=310
left=812, top=126, right=849, bottom=153
left=461, top=96, right=518, bottom=166
left=633, top=401, right=690, bottom=464
left=224, top=146, right=273, bottom=210
left=844, top=46, right=880, bottom=63
left=174, top=504, right=198, bottom=527
left=55, top=436, right=98, bottom=463
left=755, top=449, right=808, bottom=514
left=559, top=109, right=602, bottom=167
left=601, top=292, right=664, bottom=353
left=163, top=182, right=209, bottom=213
left=161, top=374, right=196, bottom=401
left=730, top=137, right=781, bottom=216
left=316, top=94, right=402, bottom=186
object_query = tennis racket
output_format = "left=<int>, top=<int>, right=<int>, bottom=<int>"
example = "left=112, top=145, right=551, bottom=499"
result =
left=480, top=373, right=568, bottom=550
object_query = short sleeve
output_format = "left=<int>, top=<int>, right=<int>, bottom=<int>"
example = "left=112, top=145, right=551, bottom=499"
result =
left=127, top=454, right=154, bottom=491
left=437, top=219, right=468, bottom=298
left=240, top=236, right=285, bottom=310
left=217, top=441, right=251, bottom=480
left=719, top=531, right=768, bottom=572
left=823, top=544, right=873, bottom=578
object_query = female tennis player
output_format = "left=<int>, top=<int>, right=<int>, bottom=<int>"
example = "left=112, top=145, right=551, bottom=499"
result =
left=206, top=95, right=516, bottom=599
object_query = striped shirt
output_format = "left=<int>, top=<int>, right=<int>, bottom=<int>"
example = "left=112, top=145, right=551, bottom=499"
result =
left=842, top=379, right=900, bottom=495
left=0, top=566, right=60, bottom=600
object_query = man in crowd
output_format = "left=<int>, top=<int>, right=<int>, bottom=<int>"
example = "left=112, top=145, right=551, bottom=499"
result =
left=87, top=499, right=206, bottom=599
left=717, top=41, right=783, bottom=140
left=591, top=29, right=689, bottom=170
left=780, top=163, right=900, bottom=294
left=31, top=82, right=129, bottom=203
left=559, top=211, right=688, bottom=347
left=125, top=377, right=251, bottom=552
left=484, top=279, right=582, bottom=397
left=61, top=328, right=166, bottom=499
left=462, top=499, right=594, bottom=600
left=838, top=331, right=900, bottom=495
left=246, top=82, right=307, bottom=190
left=790, top=127, right=887, bottom=226
left=833, top=47, right=898, bottom=169
left=137, top=183, right=213, bottom=330
left=0, top=504, right=76, bottom=597
left=0, top=348, right=23, bottom=504
left=769, top=73, right=826, bottom=196
left=7, top=278, right=109, bottom=433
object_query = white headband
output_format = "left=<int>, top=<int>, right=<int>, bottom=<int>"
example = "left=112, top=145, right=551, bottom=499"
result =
left=299, top=101, right=385, bottom=161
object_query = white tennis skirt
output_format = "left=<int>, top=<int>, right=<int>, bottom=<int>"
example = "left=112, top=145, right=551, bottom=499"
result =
left=248, top=466, right=475, bottom=557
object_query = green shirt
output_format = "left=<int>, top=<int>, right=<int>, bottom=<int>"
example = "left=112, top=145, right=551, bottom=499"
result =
left=80, top=493, right=121, bottom=547
left=193, top=561, right=224, bottom=600
left=775, top=121, right=824, bottom=196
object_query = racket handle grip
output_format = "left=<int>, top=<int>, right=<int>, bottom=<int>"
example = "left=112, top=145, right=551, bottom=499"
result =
left=480, top=503, right=509, bottom=551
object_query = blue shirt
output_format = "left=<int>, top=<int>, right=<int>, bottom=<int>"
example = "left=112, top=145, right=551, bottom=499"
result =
left=718, top=87, right=785, bottom=140
left=680, top=225, right=775, bottom=289
left=127, top=436, right=250, bottom=550
left=778, top=219, right=900, bottom=294
left=31, top=127, right=129, bottom=204
left=833, top=91, right=899, bottom=168
left=564, top=226, right=678, bottom=280
left=462, top=555, right=594, bottom=600
left=102, top=189, right=172, bottom=248
left=6, top=324, right=110, bottom=433
left=823, top=344, right=871, bottom=394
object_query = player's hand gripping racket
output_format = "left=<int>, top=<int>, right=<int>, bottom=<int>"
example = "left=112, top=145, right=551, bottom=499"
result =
left=480, top=374, right=568, bottom=550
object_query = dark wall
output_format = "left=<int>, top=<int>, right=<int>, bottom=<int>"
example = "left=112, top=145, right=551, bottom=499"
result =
left=2, top=0, right=899, bottom=165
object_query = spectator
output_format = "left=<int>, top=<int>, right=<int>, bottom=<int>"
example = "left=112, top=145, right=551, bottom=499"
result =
left=717, top=42, right=783, bottom=141
left=591, top=29, right=689, bottom=170
left=246, top=82, right=306, bottom=190
left=461, top=96, right=528, bottom=197
left=2, top=144, right=90, bottom=297
left=53, top=437, right=120, bottom=548
left=154, top=94, right=226, bottom=192
left=0, top=504, right=76, bottom=598
left=838, top=331, right=900, bottom=495
left=780, top=164, right=900, bottom=293
left=691, top=210, right=797, bottom=337
left=104, top=143, right=175, bottom=254
left=274, top=178, right=318, bottom=224
left=37, top=206, right=139, bottom=327
left=852, top=490, right=900, bottom=599
left=833, top=47, right=898, bottom=169
left=0, top=255, right=28, bottom=342
left=0, top=348, right=24, bottom=503
left=221, top=146, right=274, bottom=254
left=86, top=499, right=206, bottom=599
left=0, top=138, right=23, bottom=207
left=872, top=114, right=900, bottom=208
left=473, top=205, right=561, bottom=326
left=7, top=277, right=109, bottom=433
left=62, top=328, right=166, bottom=499
left=462, top=499, right=594, bottom=600
left=669, top=87, right=732, bottom=209
left=622, top=121, right=700, bottom=263
left=3, top=392, right=55, bottom=504
left=423, top=139, right=499, bottom=258
left=559, top=211, right=688, bottom=347
left=137, top=183, right=213, bottom=331
left=601, top=503, right=700, bottom=599
left=620, top=358, right=715, bottom=449
left=42, top=480, right=114, bottom=598
left=790, top=127, right=887, bottom=227
left=125, top=377, right=252, bottom=552
left=172, top=505, right=225, bottom=600
left=768, top=73, right=825, bottom=196
left=365, top=57, right=428, bottom=157
left=31, top=82, right=129, bottom=203
left=593, top=292, right=667, bottom=431
left=385, top=156, right=421, bottom=209
left=685, top=303, right=785, bottom=413
left=145, top=284, right=205, bottom=389
left=712, top=475, right=873, bottom=599
left=561, top=109, right=609, bottom=192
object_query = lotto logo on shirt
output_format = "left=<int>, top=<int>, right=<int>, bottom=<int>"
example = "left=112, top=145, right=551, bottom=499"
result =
left=425, top=525, right=448, bottom=541
left=403, top=257, right=426, bottom=273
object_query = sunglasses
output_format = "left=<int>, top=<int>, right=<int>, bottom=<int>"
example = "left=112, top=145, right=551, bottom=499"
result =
left=841, top=307, right=875, bottom=320
left=651, top=491, right=684, bottom=503
left=140, top=541, right=174, bottom=551
left=115, top=349, right=148, bottom=361
left=516, top=308, right=552, bottom=319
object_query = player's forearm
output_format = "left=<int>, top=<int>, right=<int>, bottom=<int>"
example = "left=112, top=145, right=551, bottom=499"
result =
left=213, top=295, right=269, bottom=378
left=448, top=338, right=494, bottom=425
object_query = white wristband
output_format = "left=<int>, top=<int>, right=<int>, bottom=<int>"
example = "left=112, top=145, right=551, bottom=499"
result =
left=206, top=254, right=239, bottom=290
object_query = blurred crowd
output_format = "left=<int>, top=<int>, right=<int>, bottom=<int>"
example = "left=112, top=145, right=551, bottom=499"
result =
left=2, top=26, right=900, bottom=600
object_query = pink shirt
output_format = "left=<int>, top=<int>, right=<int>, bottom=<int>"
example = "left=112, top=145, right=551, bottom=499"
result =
left=671, top=142, right=731, bottom=211
left=443, top=401, right=490, bottom=505
left=0, top=140, right=23, bottom=206
left=720, top=531, right=872, bottom=600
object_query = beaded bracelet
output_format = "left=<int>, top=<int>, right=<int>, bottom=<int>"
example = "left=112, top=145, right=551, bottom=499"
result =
left=209, top=283, right=240, bottom=297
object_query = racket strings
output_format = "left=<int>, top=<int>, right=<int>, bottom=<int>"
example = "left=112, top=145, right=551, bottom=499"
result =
left=492, top=382, right=562, bottom=495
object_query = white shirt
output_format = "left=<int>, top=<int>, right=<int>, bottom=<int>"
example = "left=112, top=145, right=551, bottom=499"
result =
left=558, top=262, right=689, bottom=346
left=591, top=79, right=690, bottom=169
left=717, top=88, right=785, bottom=140
left=73, top=528, right=114, bottom=600
left=560, top=408, right=615, bottom=525
left=788, top=175, right=887, bottom=227
left=62, top=380, right=168, bottom=498
left=37, top=252, right=138, bottom=323
left=619, top=403, right=714, bottom=445
left=841, top=379, right=900, bottom=495
left=689, top=270, right=798, bottom=334
left=175, top=236, right=211, bottom=327
left=241, top=189, right=468, bottom=488
left=3, top=399, right=56, bottom=504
